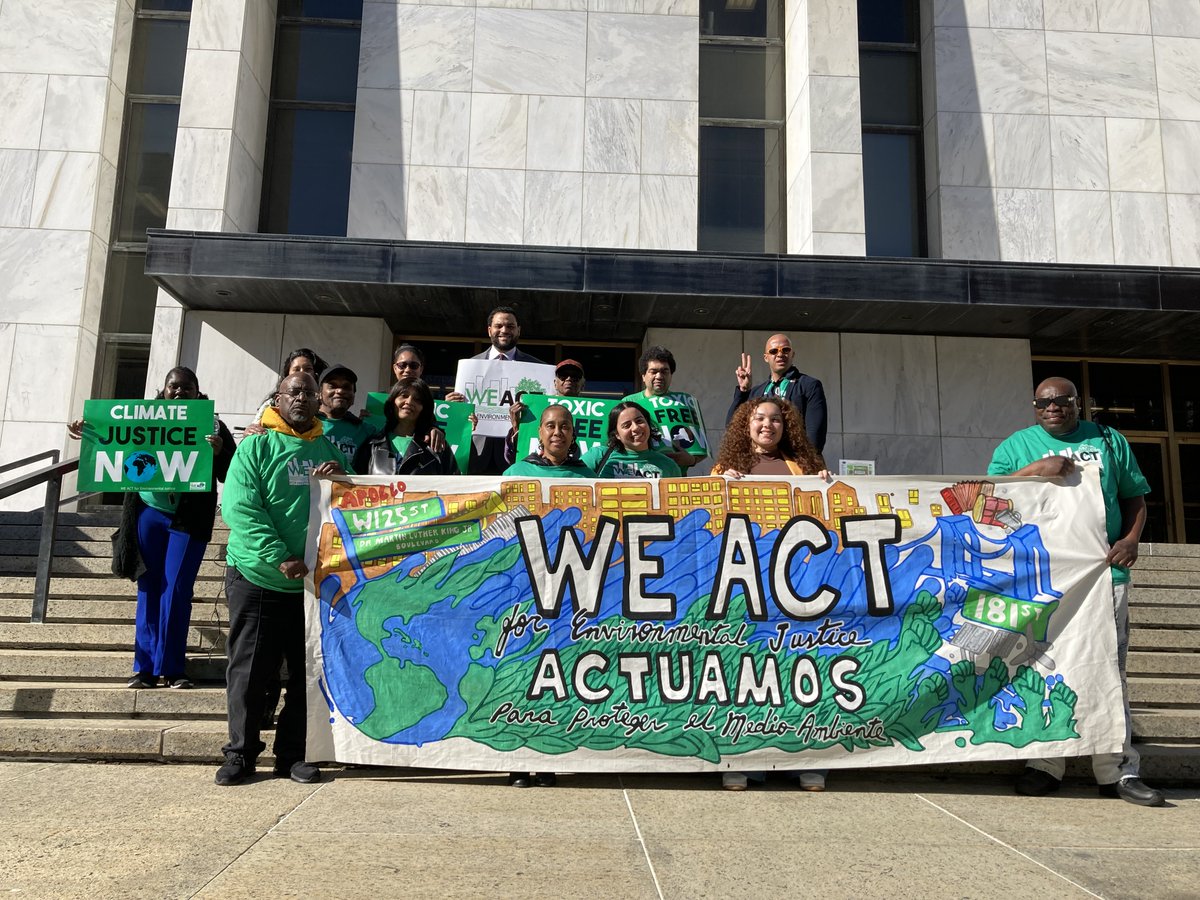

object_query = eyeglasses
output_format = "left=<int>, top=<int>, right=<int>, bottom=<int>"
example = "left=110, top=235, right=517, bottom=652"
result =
left=280, top=389, right=319, bottom=401
left=766, top=347, right=792, bottom=356
left=1033, top=395, right=1076, bottom=409
left=394, top=361, right=421, bottom=370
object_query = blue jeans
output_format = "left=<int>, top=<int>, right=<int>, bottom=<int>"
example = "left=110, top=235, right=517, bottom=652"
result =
left=134, top=506, right=207, bottom=677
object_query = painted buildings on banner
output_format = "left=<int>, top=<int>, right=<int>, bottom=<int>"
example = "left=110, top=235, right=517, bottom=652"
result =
left=2, top=0, right=1200, bottom=537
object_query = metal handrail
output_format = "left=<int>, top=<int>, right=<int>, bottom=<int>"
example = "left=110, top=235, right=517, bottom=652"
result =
left=0, top=453, right=81, bottom=623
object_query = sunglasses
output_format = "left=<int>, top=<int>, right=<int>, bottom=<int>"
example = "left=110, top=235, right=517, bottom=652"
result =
left=766, top=347, right=792, bottom=356
left=394, top=361, right=421, bottom=370
left=1033, top=395, right=1076, bottom=409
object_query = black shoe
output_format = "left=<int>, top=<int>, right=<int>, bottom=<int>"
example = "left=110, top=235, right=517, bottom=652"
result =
left=165, top=676, right=191, bottom=689
left=533, top=772, right=557, bottom=787
left=215, top=754, right=254, bottom=786
left=507, top=772, right=531, bottom=788
left=273, top=761, right=320, bottom=784
left=126, top=673, right=157, bottom=689
left=1099, top=776, right=1165, bottom=807
left=1015, top=767, right=1062, bottom=796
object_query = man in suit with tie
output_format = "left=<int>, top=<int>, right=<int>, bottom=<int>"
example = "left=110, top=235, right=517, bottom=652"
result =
left=448, top=306, right=546, bottom=473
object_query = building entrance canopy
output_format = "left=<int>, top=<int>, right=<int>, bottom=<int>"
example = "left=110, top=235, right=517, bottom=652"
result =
left=145, top=230, right=1200, bottom=358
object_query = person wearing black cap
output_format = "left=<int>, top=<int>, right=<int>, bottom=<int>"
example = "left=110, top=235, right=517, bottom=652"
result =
left=318, top=364, right=378, bottom=462
left=502, top=358, right=587, bottom=468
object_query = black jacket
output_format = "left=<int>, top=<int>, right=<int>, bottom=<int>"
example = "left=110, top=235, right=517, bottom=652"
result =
left=726, top=366, right=828, bottom=452
left=111, top=419, right=236, bottom=580
left=353, top=431, right=458, bottom=476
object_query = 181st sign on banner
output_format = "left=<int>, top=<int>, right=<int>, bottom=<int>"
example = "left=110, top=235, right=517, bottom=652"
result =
left=77, top=399, right=215, bottom=492
left=303, top=470, right=1124, bottom=772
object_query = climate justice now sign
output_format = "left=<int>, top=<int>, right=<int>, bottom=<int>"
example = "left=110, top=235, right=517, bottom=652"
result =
left=77, top=399, right=215, bottom=492
left=303, top=469, right=1125, bottom=772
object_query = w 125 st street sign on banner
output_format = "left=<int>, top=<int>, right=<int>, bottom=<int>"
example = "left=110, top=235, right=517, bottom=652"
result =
left=303, top=469, right=1124, bottom=772
left=77, top=399, right=215, bottom=492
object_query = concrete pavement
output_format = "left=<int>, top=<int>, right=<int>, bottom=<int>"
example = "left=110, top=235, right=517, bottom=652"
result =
left=0, top=762, right=1196, bottom=899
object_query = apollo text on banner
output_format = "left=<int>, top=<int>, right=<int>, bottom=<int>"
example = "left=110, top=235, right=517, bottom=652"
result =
left=304, top=469, right=1123, bottom=772
left=77, top=399, right=215, bottom=492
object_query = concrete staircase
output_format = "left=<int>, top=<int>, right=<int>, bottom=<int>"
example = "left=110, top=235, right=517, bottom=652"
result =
left=0, top=511, right=1197, bottom=779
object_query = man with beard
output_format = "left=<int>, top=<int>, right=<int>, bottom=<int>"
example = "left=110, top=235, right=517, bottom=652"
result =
left=622, top=345, right=707, bottom=473
left=215, top=372, right=348, bottom=787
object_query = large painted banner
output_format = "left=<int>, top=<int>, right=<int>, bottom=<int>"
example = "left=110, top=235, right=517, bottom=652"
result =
left=304, top=470, right=1124, bottom=772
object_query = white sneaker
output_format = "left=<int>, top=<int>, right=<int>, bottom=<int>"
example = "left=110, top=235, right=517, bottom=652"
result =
left=798, top=771, right=826, bottom=791
left=722, top=772, right=749, bottom=791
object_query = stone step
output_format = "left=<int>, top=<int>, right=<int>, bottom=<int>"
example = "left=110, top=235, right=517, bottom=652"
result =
left=1130, top=569, right=1200, bottom=588
left=0, top=539, right=225, bottom=560
left=0, top=556, right=227, bottom=577
left=1125, top=651, right=1200, bottom=677
left=0, top=524, right=229, bottom=542
left=1137, top=555, right=1200, bottom=571
left=0, top=649, right=226, bottom=682
left=1142, top=543, right=1200, bottom=559
left=0, top=623, right=225, bottom=653
left=0, top=577, right=225, bottom=599
left=1130, top=587, right=1200, bottom=606
left=1129, top=676, right=1200, bottom=707
left=1130, top=628, right=1200, bottom=651
left=0, top=597, right=229, bottom=624
left=1131, top=708, right=1200, bottom=741
left=1129, top=605, right=1200, bottom=628
left=0, top=682, right=227, bottom=718
left=0, top=717, right=252, bottom=762
left=0, top=511, right=122, bottom=527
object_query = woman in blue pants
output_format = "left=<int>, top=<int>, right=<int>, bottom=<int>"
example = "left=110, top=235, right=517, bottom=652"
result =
left=75, top=367, right=235, bottom=688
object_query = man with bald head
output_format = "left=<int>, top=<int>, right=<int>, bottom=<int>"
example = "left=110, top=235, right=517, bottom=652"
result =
left=727, top=333, right=827, bottom=452
left=216, top=371, right=349, bottom=787
left=988, top=377, right=1163, bottom=806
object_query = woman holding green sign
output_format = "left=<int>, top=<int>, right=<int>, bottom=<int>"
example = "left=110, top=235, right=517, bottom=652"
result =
left=503, top=404, right=595, bottom=480
left=583, top=402, right=682, bottom=479
left=73, top=367, right=235, bottom=690
left=353, top=378, right=458, bottom=476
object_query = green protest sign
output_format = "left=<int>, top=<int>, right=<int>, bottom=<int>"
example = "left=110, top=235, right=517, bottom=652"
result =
left=365, top=393, right=474, bottom=475
left=620, top=391, right=709, bottom=461
left=515, top=394, right=618, bottom=461
left=78, top=399, right=215, bottom=492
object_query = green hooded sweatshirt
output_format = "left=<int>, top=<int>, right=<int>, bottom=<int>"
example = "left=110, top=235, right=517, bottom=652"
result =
left=223, top=411, right=350, bottom=593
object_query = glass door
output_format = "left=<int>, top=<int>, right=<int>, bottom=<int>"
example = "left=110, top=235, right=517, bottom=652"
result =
left=1175, top=440, right=1200, bottom=544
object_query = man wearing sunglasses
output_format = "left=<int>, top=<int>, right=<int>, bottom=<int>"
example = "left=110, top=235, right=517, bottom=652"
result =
left=988, top=377, right=1163, bottom=807
left=727, top=334, right=827, bottom=452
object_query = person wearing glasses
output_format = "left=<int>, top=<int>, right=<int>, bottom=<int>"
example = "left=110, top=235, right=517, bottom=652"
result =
left=727, top=334, right=827, bottom=453
left=988, top=377, right=1163, bottom=807
left=216, top=371, right=349, bottom=788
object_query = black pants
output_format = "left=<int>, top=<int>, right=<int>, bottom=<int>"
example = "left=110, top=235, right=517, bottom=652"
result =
left=222, top=566, right=307, bottom=765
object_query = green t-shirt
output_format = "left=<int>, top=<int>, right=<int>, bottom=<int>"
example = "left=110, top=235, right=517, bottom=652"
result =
left=582, top=445, right=682, bottom=479
left=503, top=459, right=596, bottom=478
left=321, top=415, right=377, bottom=462
left=988, top=422, right=1150, bottom=584
left=138, top=491, right=179, bottom=515
left=620, top=390, right=709, bottom=466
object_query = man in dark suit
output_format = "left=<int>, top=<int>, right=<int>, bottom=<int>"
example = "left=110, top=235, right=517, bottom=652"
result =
left=726, top=333, right=827, bottom=453
left=448, top=305, right=545, bottom=473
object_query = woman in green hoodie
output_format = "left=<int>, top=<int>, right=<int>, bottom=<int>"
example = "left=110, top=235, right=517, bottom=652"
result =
left=503, top=404, right=596, bottom=479
left=583, top=401, right=682, bottom=479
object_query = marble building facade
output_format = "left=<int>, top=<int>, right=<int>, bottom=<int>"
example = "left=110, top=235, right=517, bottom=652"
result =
left=0, top=0, right=1198, bottom=509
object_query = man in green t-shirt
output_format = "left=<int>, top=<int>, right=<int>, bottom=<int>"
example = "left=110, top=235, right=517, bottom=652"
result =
left=988, top=376, right=1163, bottom=807
left=318, top=364, right=377, bottom=461
left=621, top=345, right=707, bottom=473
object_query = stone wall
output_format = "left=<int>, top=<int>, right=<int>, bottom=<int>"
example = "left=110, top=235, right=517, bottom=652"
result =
left=925, top=0, right=1200, bottom=264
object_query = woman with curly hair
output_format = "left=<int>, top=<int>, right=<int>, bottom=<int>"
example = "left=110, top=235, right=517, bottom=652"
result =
left=583, top=401, right=681, bottom=479
left=713, top=396, right=831, bottom=792
left=712, top=396, right=828, bottom=478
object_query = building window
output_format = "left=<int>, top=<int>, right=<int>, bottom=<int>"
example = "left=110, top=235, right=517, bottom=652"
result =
left=96, top=0, right=192, bottom=398
left=858, top=0, right=926, bottom=257
left=698, top=0, right=785, bottom=253
left=259, top=1, right=363, bottom=236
